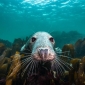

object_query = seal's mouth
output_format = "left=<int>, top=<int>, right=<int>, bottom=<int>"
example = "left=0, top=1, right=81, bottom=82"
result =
left=32, top=47, right=56, bottom=61
left=32, top=53, right=55, bottom=61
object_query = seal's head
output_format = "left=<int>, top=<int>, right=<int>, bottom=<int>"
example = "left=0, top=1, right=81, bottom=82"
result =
left=20, top=31, right=71, bottom=77
left=29, top=32, right=56, bottom=61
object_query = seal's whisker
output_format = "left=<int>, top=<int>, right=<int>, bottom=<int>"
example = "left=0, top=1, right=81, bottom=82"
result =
left=58, top=55, right=73, bottom=59
left=19, top=58, right=32, bottom=72
left=57, top=57, right=71, bottom=66
left=51, top=60, right=55, bottom=70
left=33, top=60, right=37, bottom=74
left=52, top=60, right=59, bottom=74
left=28, top=60, right=34, bottom=76
left=32, top=60, right=36, bottom=75
left=32, top=60, right=38, bottom=75
left=27, top=60, right=35, bottom=76
left=56, top=58, right=72, bottom=70
left=21, top=57, right=32, bottom=63
left=51, top=59, right=63, bottom=75
left=57, top=58, right=68, bottom=66
left=35, top=61, right=38, bottom=73
left=55, top=62, right=63, bottom=74
left=53, top=60, right=63, bottom=75
left=56, top=59, right=69, bottom=70
left=21, top=60, right=33, bottom=77
left=11, top=57, right=32, bottom=74
left=21, top=57, right=32, bottom=68
left=58, top=57, right=71, bottom=66
left=31, top=61, right=34, bottom=75
left=55, top=60, right=65, bottom=75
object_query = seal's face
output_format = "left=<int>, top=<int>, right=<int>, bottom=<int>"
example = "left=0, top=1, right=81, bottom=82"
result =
left=20, top=32, right=71, bottom=77
left=30, top=32, right=56, bottom=61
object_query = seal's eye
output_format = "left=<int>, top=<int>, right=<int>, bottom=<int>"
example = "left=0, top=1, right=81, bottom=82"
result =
left=32, top=37, right=36, bottom=42
left=49, top=37, right=54, bottom=42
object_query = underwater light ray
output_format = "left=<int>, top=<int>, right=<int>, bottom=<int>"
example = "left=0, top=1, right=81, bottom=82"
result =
left=61, top=0, right=71, bottom=4
left=22, top=0, right=58, bottom=5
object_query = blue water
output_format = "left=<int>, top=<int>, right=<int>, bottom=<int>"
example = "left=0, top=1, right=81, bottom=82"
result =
left=0, top=0, right=85, bottom=42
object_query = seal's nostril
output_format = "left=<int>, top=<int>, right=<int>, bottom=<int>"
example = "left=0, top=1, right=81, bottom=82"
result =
left=44, top=49, right=48, bottom=54
left=39, top=49, right=48, bottom=54
left=38, top=48, right=48, bottom=59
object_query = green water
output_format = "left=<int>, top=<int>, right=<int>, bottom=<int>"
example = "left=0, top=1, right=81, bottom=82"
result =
left=0, top=0, right=85, bottom=42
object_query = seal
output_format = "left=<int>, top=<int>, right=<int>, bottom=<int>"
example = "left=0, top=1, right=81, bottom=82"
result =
left=6, top=32, right=71, bottom=85
left=20, top=32, right=70, bottom=77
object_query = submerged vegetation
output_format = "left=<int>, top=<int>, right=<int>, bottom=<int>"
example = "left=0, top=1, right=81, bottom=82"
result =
left=0, top=31, right=85, bottom=85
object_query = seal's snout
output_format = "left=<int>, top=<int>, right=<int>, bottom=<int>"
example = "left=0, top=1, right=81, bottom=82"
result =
left=33, top=47, right=55, bottom=61
left=38, top=48, right=48, bottom=60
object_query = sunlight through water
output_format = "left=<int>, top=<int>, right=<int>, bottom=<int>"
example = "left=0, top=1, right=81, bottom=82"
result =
left=22, top=0, right=57, bottom=5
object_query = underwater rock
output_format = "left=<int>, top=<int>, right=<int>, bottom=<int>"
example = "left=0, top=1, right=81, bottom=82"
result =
left=0, top=39, right=12, bottom=48
left=4, top=48, right=12, bottom=58
left=62, top=44, right=75, bottom=58
left=75, top=39, right=83, bottom=57
left=51, top=31, right=83, bottom=48
left=75, top=38, right=85, bottom=57
left=0, top=43, right=6, bottom=55
left=0, top=42, right=12, bottom=58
